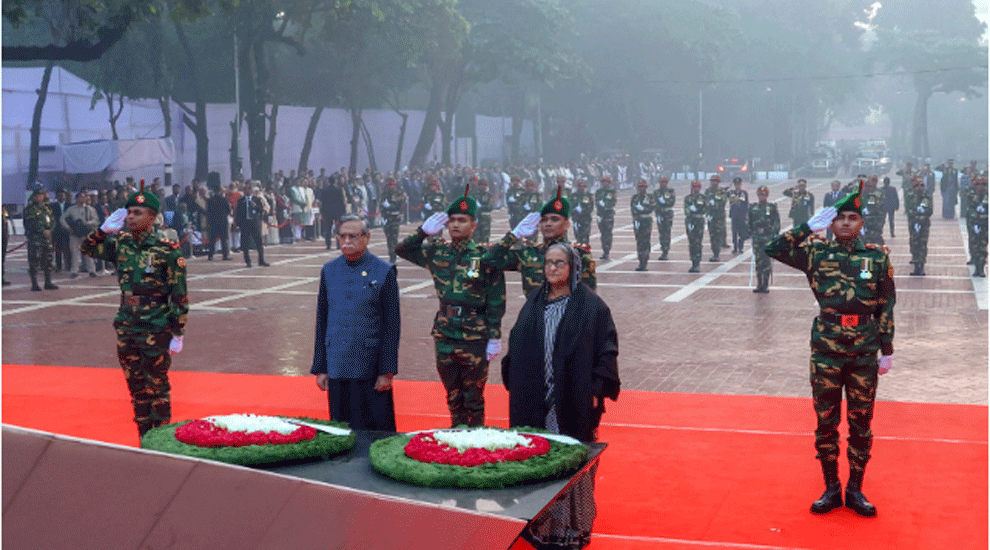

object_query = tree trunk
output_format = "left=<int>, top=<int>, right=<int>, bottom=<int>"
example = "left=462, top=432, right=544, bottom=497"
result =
left=393, top=109, right=408, bottom=173
left=263, top=103, right=278, bottom=182
left=348, top=107, right=362, bottom=176
left=158, top=96, right=172, bottom=138
left=106, top=93, right=123, bottom=140
left=438, top=63, right=465, bottom=166
left=299, top=105, right=325, bottom=174
left=174, top=21, right=209, bottom=180
left=360, top=118, right=376, bottom=173
left=510, top=91, right=525, bottom=164
left=240, top=30, right=266, bottom=181
left=27, top=61, right=55, bottom=189
left=912, top=84, right=933, bottom=159
left=409, top=79, right=444, bottom=168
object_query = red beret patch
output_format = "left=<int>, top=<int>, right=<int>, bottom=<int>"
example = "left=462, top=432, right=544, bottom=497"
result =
left=554, top=200, right=562, bottom=211
left=460, top=201, right=468, bottom=211
left=136, top=194, right=145, bottom=204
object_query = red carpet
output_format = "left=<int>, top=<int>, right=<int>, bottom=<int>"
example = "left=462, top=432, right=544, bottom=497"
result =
left=3, top=364, right=987, bottom=549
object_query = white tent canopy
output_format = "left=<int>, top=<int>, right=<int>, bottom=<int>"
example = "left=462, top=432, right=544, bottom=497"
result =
left=58, top=138, right=174, bottom=174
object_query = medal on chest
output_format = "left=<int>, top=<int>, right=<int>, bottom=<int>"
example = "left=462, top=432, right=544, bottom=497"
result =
left=859, top=258, right=872, bottom=280
left=465, top=258, right=480, bottom=279
left=145, top=253, right=156, bottom=274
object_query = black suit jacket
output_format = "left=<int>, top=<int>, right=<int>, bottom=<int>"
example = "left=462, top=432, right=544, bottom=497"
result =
left=235, top=196, right=263, bottom=228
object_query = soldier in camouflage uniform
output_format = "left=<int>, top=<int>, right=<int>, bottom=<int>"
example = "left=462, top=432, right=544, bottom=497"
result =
left=704, top=175, right=728, bottom=261
left=766, top=186, right=895, bottom=518
left=379, top=177, right=407, bottom=263
left=653, top=177, right=675, bottom=260
left=421, top=179, right=448, bottom=245
left=965, top=176, right=988, bottom=277
left=595, top=176, right=617, bottom=260
left=747, top=186, right=779, bottom=293
left=484, top=186, right=596, bottom=296
left=396, top=188, right=506, bottom=427
left=631, top=179, right=655, bottom=271
left=520, top=180, right=544, bottom=230
left=505, top=175, right=525, bottom=230
left=81, top=186, right=189, bottom=438
left=860, top=177, right=885, bottom=245
left=684, top=181, right=706, bottom=272
left=727, top=177, right=749, bottom=254
left=905, top=176, right=933, bottom=276
left=23, top=187, right=60, bottom=291
left=783, top=179, right=816, bottom=228
left=471, top=178, right=494, bottom=243
left=570, top=179, right=594, bottom=245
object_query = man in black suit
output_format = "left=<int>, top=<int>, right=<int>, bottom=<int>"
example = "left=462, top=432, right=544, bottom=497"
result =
left=205, top=182, right=231, bottom=261
left=319, top=175, right=349, bottom=250
left=822, top=180, right=843, bottom=240
left=235, top=185, right=268, bottom=267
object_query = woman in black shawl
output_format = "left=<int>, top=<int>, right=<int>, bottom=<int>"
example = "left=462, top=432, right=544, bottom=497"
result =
left=502, top=242, right=620, bottom=549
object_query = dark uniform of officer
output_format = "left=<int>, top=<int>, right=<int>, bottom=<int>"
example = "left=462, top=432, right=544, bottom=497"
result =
left=905, top=176, right=933, bottom=276
left=81, top=186, right=189, bottom=438
left=570, top=179, right=594, bottom=245
left=684, top=181, right=706, bottom=272
left=506, top=176, right=525, bottom=230
left=653, top=177, right=676, bottom=260
left=520, top=180, right=544, bottom=231
left=471, top=178, right=495, bottom=243
left=727, top=177, right=749, bottom=253
left=484, top=187, right=596, bottom=296
left=965, top=176, right=988, bottom=277
left=396, top=189, right=506, bottom=427
left=23, top=188, right=59, bottom=291
left=631, top=179, right=655, bottom=271
left=748, top=186, right=779, bottom=293
left=379, top=177, right=407, bottom=263
left=595, top=176, right=617, bottom=260
left=767, top=184, right=895, bottom=518
left=784, top=179, right=815, bottom=228
left=704, top=175, right=728, bottom=261
left=422, top=179, right=447, bottom=245
left=860, top=177, right=885, bottom=245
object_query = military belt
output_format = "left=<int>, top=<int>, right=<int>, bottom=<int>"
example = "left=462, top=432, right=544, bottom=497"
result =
left=122, top=295, right=164, bottom=307
left=820, top=311, right=870, bottom=327
left=440, top=304, right=481, bottom=318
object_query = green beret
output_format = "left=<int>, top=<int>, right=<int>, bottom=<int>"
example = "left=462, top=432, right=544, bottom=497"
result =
left=447, top=184, right=477, bottom=218
left=125, top=190, right=160, bottom=211
left=834, top=180, right=863, bottom=214
left=541, top=186, right=570, bottom=218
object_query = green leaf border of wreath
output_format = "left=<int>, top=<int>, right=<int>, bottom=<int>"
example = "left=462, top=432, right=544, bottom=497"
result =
left=369, top=427, right=590, bottom=489
left=140, top=417, right=356, bottom=466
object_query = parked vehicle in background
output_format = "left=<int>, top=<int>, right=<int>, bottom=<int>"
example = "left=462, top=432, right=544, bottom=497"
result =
left=717, top=157, right=753, bottom=182
left=853, top=140, right=893, bottom=175
left=799, top=147, right=839, bottom=177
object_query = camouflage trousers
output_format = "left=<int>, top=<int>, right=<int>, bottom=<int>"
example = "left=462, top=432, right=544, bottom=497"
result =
left=907, top=218, right=930, bottom=264
left=968, top=219, right=988, bottom=265
left=863, top=219, right=885, bottom=245
left=685, top=217, right=705, bottom=263
left=810, top=350, right=878, bottom=473
left=633, top=217, right=652, bottom=265
left=572, top=218, right=592, bottom=246
left=383, top=219, right=401, bottom=263
left=707, top=217, right=725, bottom=254
left=117, top=330, right=173, bottom=437
left=597, top=216, right=614, bottom=256
left=27, top=238, right=54, bottom=275
left=752, top=236, right=773, bottom=278
left=655, top=212, right=673, bottom=254
left=435, top=339, right=489, bottom=427
left=475, top=214, right=492, bottom=244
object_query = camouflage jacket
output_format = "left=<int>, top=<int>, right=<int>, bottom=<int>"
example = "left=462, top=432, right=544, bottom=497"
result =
left=379, top=188, right=406, bottom=222
left=704, top=187, right=727, bottom=222
left=483, top=233, right=596, bottom=296
left=23, top=203, right=56, bottom=237
left=654, top=188, right=676, bottom=214
left=570, top=191, right=594, bottom=222
left=471, top=190, right=494, bottom=217
left=860, top=189, right=884, bottom=221
left=520, top=192, right=543, bottom=216
left=748, top=201, right=780, bottom=238
left=783, top=189, right=815, bottom=222
left=595, top=188, right=617, bottom=219
left=630, top=192, right=655, bottom=220
left=904, top=189, right=933, bottom=222
left=395, top=230, right=505, bottom=342
left=965, top=188, right=988, bottom=223
left=421, top=191, right=447, bottom=216
left=683, top=192, right=707, bottom=220
left=81, top=229, right=189, bottom=336
left=506, top=186, right=525, bottom=217
left=766, top=225, right=895, bottom=356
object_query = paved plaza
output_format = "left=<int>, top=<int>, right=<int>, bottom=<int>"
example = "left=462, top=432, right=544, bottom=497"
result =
left=3, top=177, right=986, bottom=406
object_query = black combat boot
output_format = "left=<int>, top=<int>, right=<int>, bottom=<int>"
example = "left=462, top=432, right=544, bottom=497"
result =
left=974, top=263, right=986, bottom=277
left=688, top=261, right=700, bottom=273
left=659, top=251, right=668, bottom=261
left=754, top=274, right=770, bottom=293
left=709, top=253, right=720, bottom=262
left=635, top=259, right=647, bottom=271
left=917, top=263, right=925, bottom=276
left=43, top=271, right=58, bottom=290
left=810, top=461, right=843, bottom=514
left=845, top=469, right=877, bottom=517
left=30, top=271, right=41, bottom=292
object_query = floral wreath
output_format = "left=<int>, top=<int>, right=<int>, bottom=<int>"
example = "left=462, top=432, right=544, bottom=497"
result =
left=141, top=415, right=355, bottom=466
left=369, top=427, right=589, bottom=489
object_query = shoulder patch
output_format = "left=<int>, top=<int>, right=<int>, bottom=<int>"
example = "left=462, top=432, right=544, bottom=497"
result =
left=572, top=242, right=591, bottom=252
left=176, top=257, right=186, bottom=269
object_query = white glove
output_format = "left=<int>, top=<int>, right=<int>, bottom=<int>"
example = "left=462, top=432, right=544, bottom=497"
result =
left=512, top=212, right=541, bottom=238
left=574, top=205, right=582, bottom=213
left=878, top=354, right=893, bottom=375
left=381, top=199, right=389, bottom=208
left=422, top=212, right=448, bottom=235
left=423, top=203, right=432, bottom=211
left=169, top=335, right=184, bottom=356
left=914, top=223, right=921, bottom=232
left=689, top=204, right=697, bottom=212
left=917, top=205, right=925, bottom=213
left=486, top=339, right=502, bottom=361
left=975, top=225, right=981, bottom=234
left=635, top=203, right=645, bottom=212
left=100, top=208, right=128, bottom=233
left=807, top=206, right=838, bottom=232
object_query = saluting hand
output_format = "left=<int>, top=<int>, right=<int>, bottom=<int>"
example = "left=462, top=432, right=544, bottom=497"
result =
left=807, top=206, right=837, bottom=232
left=422, top=212, right=448, bottom=235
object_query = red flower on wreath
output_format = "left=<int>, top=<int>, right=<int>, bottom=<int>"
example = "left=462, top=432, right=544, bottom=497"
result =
left=175, top=419, right=317, bottom=447
left=404, top=432, right=551, bottom=467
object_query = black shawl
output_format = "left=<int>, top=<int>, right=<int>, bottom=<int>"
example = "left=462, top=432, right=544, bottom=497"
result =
left=501, top=282, right=620, bottom=442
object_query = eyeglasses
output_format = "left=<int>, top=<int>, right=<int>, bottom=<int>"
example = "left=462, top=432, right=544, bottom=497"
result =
left=336, top=232, right=367, bottom=241
left=544, top=259, right=569, bottom=270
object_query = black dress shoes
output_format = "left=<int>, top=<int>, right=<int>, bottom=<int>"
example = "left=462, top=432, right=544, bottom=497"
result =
left=810, top=482, right=843, bottom=514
